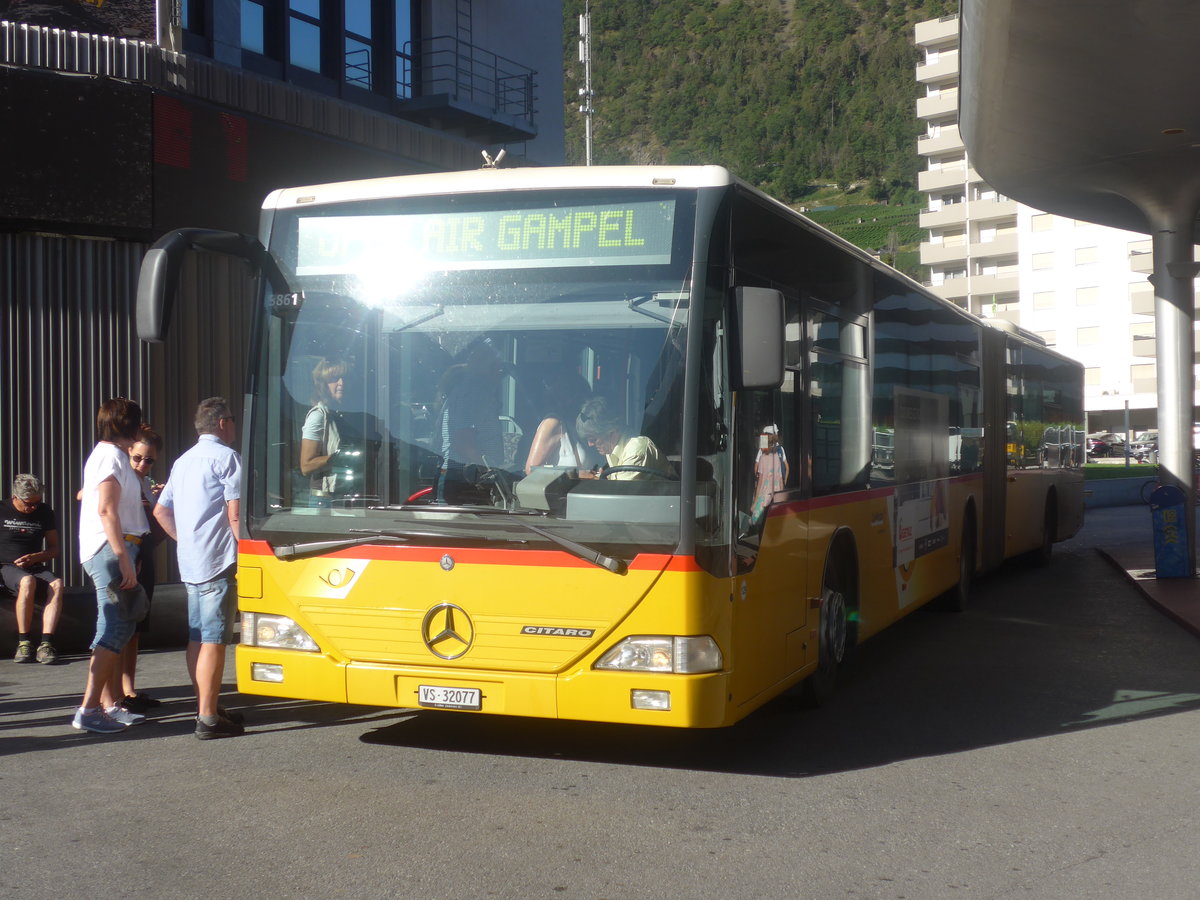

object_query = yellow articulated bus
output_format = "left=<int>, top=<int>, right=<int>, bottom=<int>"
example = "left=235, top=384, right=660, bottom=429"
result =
left=137, top=166, right=1084, bottom=728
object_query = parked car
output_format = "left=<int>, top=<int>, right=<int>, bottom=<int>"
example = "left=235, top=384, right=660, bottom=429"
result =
left=1086, top=432, right=1125, bottom=458
left=1129, top=430, right=1158, bottom=462
left=1122, top=425, right=1200, bottom=463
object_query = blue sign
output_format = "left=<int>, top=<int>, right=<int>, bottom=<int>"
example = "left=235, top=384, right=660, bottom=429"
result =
left=1149, top=484, right=1190, bottom=578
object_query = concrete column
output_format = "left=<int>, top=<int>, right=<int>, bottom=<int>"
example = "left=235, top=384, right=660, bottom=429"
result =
left=1149, top=218, right=1199, bottom=575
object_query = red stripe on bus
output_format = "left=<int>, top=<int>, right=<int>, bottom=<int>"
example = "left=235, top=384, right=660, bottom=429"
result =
left=767, top=472, right=984, bottom=516
left=238, top=539, right=691, bottom=572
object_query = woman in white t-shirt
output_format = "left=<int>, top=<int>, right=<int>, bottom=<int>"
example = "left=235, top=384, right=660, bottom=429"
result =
left=71, top=398, right=151, bottom=735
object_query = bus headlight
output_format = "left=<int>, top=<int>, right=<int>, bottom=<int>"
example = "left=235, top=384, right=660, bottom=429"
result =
left=241, top=612, right=320, bottom=652
left=594, top=636, right=722, bottom=674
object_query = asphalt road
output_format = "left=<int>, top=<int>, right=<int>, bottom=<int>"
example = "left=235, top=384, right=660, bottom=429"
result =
left=2, top=513, right=1199, bottom=899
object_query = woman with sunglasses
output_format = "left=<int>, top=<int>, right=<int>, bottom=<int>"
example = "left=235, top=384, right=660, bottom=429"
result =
left=119, top=425, right=168, bottom=715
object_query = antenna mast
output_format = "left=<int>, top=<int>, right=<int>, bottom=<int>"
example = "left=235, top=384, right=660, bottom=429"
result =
left=578, top=4, right=594, bottom=165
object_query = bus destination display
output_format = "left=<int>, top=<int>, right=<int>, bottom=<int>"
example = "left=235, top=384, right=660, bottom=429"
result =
left=296, top=199, right=676, bottom=274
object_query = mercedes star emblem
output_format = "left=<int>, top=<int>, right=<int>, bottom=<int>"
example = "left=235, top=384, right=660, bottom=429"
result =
left=421, top=603, right=474, bottom=659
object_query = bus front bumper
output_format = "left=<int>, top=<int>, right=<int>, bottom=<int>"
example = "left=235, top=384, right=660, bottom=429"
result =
left=237, top=646, right=733, bottom=728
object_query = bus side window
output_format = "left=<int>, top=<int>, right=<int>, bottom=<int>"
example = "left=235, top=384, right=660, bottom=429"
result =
left=809, top=309, right=870, bottom=494
left=735, top=387, right=799, bottom=553
left=811, top=356, right=871, bottom=494
left=734, top=295, right=801, bottom=551
left=781, top=298, right=801, bottom=491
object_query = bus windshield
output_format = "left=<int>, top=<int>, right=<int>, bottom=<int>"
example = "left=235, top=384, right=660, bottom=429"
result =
left=247, top=188, right=700, bottom=556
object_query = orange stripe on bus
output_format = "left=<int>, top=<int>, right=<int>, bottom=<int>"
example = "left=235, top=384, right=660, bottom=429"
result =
left=238, top=539, right=694, bottom=571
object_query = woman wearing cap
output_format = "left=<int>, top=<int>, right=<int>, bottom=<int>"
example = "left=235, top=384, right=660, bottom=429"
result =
left=751, top=424, right=789, bottom=526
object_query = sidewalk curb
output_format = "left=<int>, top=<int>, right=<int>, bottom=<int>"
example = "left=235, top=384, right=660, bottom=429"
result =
left=1097, top=547, right=1200, bottom=640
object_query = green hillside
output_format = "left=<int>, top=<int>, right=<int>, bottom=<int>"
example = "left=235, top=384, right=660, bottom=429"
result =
left=562, top=0, right=954, bottom=278
left=805, top=199, right=922, bottom=244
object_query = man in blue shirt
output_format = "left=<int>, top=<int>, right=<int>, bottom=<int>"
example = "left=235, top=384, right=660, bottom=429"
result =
left=155, top=397, right=244, bottom=740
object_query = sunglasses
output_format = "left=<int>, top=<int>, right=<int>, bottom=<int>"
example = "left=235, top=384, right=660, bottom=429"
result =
left=131, top=454, right=156, bottom=465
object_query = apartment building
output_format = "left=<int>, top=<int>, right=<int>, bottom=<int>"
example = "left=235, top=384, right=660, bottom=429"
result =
left=1019, top=211, right=1160, bottom=431
left=915, top=16, right=1019, bottom=320
left=915, top=14, right=1167, bottom=434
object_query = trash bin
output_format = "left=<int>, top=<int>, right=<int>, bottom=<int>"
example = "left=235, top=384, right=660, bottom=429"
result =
left=1149, top=484, right=1191, bottom=578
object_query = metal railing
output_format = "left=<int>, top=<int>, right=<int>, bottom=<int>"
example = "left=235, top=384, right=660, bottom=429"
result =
left=397, top=35, right=536, bottom=126
left=345, top=46, right=371, bottom=88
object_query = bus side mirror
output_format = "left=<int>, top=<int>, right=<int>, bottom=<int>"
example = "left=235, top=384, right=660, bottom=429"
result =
left=734, top=286, right=785, bottom=390
left=136, top=228, right=285, bottom=343
left=136, top=246, right=179, bottom=343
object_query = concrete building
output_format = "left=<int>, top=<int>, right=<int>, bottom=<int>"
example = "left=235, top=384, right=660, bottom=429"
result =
left=1018, top=210, right=1159, bottom=433
left=0, top=0, right=564, bottom=594
left=915, top=14, right=1177, bottom=434
left=915, top=15, right=1019, bottom=320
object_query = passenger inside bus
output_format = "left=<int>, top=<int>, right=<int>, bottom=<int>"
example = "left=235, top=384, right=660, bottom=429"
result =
left=575, top=396, right=670, bottom=481
left=435, top=340, right=509, bottom=502
left=750, top=424, right=789, bottom=525
left=524, top=374, right=596, bottom=474
left=299, top=358, right=361, bottom=499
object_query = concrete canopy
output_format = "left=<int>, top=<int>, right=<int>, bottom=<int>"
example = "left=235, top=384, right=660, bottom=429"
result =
left=959, top=0, right=1200, bottom=237
left=959, top=0, right=1200, bottom=574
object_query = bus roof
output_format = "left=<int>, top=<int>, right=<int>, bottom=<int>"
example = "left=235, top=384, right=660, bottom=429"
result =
left=258, top=164, right=1075, bottom=367
left=262, top=165, right=736, bottom=210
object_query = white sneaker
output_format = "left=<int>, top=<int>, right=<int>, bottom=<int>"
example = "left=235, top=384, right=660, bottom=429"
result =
left=105, top=704, right=145, bottom=726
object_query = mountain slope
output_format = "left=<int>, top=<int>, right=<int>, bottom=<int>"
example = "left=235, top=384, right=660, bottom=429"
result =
left=563, top=0, right=953, bottom=275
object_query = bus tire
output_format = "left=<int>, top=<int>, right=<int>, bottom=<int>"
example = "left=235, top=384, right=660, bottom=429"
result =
left=1032, top=493, right=1056, bottom=567
left=800, top=540, right=857, bottom=707
left=939, top=508, right=976, bottom=612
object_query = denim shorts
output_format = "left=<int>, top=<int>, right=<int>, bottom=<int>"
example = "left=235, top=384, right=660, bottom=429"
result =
left=186, top=565, right=238, bottom=644
left=83, top=542, right=142, bottom=654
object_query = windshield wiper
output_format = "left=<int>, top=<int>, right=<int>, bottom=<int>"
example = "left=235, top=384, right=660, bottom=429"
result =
left=628, top=292, right=689, bottom=325
left=273, top=512, right=625, bottom=574
left=380, top=506, right=627, bottom=574
left=390, top=304, right=444, bottom=333
left=271, top=533, right=407, bottom=560
left=510, top=520, right=628, bottom=575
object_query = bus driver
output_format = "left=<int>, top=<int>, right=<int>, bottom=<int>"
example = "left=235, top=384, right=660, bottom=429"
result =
left=575, top=396, right=669, bottom=481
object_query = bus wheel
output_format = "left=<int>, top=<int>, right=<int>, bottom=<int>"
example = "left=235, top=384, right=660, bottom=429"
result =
left=800, top=551, right=854, bottom=707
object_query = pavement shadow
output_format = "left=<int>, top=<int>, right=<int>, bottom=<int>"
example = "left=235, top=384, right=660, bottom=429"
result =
left=0, top=691, right=401, bottom=755
left=359, top=546, right=1200, bottom=777
left=0, top=643, right=398, bottom=755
